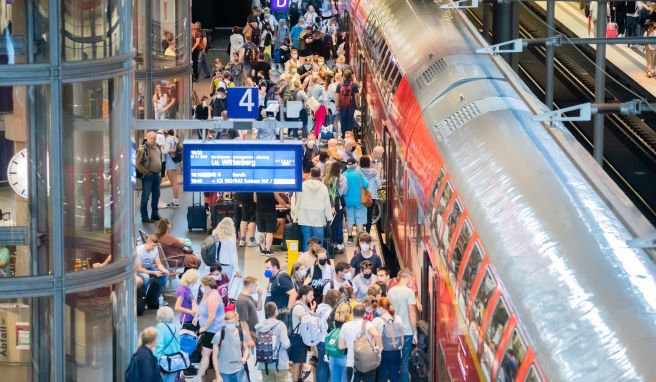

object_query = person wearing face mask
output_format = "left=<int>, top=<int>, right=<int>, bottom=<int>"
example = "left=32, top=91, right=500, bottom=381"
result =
left=323, top=261, right=353, bottom=295
left=350, top=232, right=383, bottom=275
left=285, top=48, right=301, bottom=73
left=297, top=237, right=323, bottom=269
left=301, top=133, right=320, bottom=173
left=255, top=302, right=292, bottom=382
left=304, top=5, right=319, bottom=26
left=210, top=311, right=250, bottom=382
left=235, top=276, right=263, bottom=379
left=291, top=262, right=310, bottom=290
left=352, top=260, right=378, bottom=301
left=192, top=276, right=226, bottom=382
left=308, top=248, right=335, bottom=304
left=212, top=87, right=228, bottom=119
left=264, top=257, right=298, bottom=310
left=290, top=285, right=317, bottom=382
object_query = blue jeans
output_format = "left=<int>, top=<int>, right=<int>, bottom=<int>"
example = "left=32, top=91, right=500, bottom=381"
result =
left=199, top=51, right=211, bottom=77
left=329, top=355, right=347, bottom=382
left=221, top=370, right=244, bottom=382
left=400, top=335, right=413, bottom=382
left=300, top=225, right=324, bottom=251
left=137, top=265, right=167, bottom=296
left=378, top=350, right=401, bottom=382
left=317, top=342, right=329, bottom=382
left=140, top=173, right=161, bottom=220
left=339, top=107, right=355, bottom=139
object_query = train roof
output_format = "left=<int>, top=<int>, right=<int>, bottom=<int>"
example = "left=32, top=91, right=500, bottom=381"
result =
left=351, top=0, right=656, bottom=380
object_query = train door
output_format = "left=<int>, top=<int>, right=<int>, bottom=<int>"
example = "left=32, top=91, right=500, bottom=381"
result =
left=382, top=127, right=394, bottom=244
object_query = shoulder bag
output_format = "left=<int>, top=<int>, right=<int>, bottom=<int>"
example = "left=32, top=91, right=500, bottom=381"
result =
left=159, top=324, right=191, bottom=374
left=357, top=169, right=373, bottom=208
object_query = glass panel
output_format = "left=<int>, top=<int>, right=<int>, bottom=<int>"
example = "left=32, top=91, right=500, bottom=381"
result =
left=497, top=329, right=526, bottom=382
left=62, top=78, right=130, bottom=272
left=62, top=0, right=124, bottom=61
left=65, top=281, right=130, bottom=380
left=152, top=76, right=188, bottom=120
left=429, top=168, right=446, bottom=212
left=459, top=243, right=483, bottom=313
left=431, top=181, right=453, bottom=243
left=525, top=366, right=542, bottom=382
left=443, top=199, right=462, bottom=249
left=133, top=0, right=146, bottom=70
left=468, top=269, right=496, bottom=353
left=0, top=297, right=53, bottom=381
left=482, top=299, right=510, bottom=380
left=152, top=0, right=189, bottom=69
left=0, top=85, right=52, bottom=276
left=0, top=0, right=50, bottom=64
left=449, top=219, right=472, bottom=280
left=135, top=81, right=145, bottom=119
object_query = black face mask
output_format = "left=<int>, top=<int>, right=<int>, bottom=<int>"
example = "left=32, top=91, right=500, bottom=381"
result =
left=363, top=273, right=372, bottom=280
left=351, top=147, right=356, bottom=152
left=318, top=258, right=328, bottom=266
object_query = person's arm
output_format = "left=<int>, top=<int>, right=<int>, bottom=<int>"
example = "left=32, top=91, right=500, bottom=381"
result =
left=200, top=294, right=219, bottom=333
left=240, top=331, right=251, bottom=363
left=409, top=300, right=418, bottom=344
left=192, top=34, right=200, bottom=52
left=278, top=321, right=291, bottom=349
left=338, top=331, right=347, bottom=350
left=274, top=192, right=289, bottom=207
left=255, top=286, right=264, bottom=310
left=287, top=288, right=298, bottom=309
left=154, top=254, right=169, bottom=274
left=164, top=97, right=176, bottom=111
left=239, top=47, right=245, bottom=63
left=368, top=326, right=382, bottom=350
left=136, top=258, right=158, bottom=276
left=175, top=295, right=196, bottom=317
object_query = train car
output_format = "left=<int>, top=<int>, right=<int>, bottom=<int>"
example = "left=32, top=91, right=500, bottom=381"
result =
left=341, top=0, right=656, bottom=381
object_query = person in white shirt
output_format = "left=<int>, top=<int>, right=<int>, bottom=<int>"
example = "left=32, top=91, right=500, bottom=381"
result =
left=338, top=304, right=382, bottom=382
left=352, top=260, right=378, bottom=301
left=323, top=261, right=353, bottom=295
left=229, top=26, right=245, bottom=57
left=388, top=271, right=417, bottom=382
left=304, top=6, right=319, bottom=26
left=290, top=285, right=316, bottom=382
left=371, top=297, right=404, bottom=382
left=135, top=235, right=169, bottom=299
left=211, top=217, right=242, bottom=279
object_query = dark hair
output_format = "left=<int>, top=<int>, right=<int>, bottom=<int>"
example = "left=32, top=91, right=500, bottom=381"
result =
left=376, top=281, right=388, bottom=297
left=228, top=128, right=239, bottom=139
left=352, top=304, right=366, bottom=318
left=308, top=236, right=322, bottom=246
left=232, top=26, right=241, bottom=34
left=264, top=34, right=272, bottom=46
left=319, top=151, right=329, bottom=162
left=265, top=257, right=281, bottom=269
left=298, top=285, right=313, bottom=299
left=310, top=167, right=321, bottom=178
left=335, top=261, right=350, bottom=274
left=359, top=155, right=371, bottom=168
left=359, top=260, right=373, bottom=271
left=264, top=302, right=278, bottom=318
left=376, top=267, right=390, bottom=276
left=324, top=290, right=341, bottom=307
left=201, top=95, right=208, bottom=101
left=210, top=264, right=223, bottom=273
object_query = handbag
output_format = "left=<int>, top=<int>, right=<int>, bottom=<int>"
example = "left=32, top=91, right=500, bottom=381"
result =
left=159, top=324, right=191, bottom=373
left=357, top=169, right=373, bottom=208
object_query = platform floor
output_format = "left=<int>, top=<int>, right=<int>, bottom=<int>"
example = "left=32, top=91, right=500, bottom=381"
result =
left=535, top=1, right=656, bottom=97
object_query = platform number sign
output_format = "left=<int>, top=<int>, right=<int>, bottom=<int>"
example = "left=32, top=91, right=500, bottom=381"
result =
left=271, top=0, right=289, bottom=11
left=227, top=87, right=259, bottom=119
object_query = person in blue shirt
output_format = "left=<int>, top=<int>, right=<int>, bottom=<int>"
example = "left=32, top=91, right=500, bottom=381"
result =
left=289, top=19, right=306, bottom=49
left=341, top=158, right=369, bottom=244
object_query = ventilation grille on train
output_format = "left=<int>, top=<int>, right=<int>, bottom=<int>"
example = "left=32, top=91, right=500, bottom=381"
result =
left=418, top=58, right=447, bottom=88
left=433, top=103, right=482, bottom=142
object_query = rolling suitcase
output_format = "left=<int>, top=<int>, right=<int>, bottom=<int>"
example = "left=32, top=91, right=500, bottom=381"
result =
left=187, top=193, right=207, bottom=231
left=324, top=221, right=336, bottom=259
left=210, top=198, right=235, bottom=230
left=281, top=221, right=302, bottom=251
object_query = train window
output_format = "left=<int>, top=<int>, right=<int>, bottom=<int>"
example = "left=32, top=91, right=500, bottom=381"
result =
left=388, top=64, right=400, bottom=94
left=497, top=329, right=527, bottom=382
left=395, top=156, right=405, bottom=202
left=525, top=366, right=543, bottom=382
left=449, top=218, right=472, bottom=277
left=429, top=168, right=446, bottom=212
left=440, top=199, right=461, bottom=262
left=458, top=243, right=483, bottom=313
left=434, top=182, right=453, bottom=238
left=468, top=269, right=496, bottom=353
left=482, top=298, right=510, bottom=380
left=392, top=68, right=402, bottom=94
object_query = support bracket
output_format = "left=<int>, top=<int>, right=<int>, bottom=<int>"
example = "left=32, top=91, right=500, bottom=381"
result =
left=627, top=233, right=656, bottom=249
left=532, top=103, right=592, bottom=122
left=475, top=39, right=524, bottom=54
left=440, top=0, right=479, bottom=9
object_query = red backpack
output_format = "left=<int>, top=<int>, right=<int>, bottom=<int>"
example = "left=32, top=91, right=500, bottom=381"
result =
left=339, top=80, right=354, bottom=109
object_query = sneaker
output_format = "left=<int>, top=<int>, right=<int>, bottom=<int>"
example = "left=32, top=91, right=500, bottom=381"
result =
left=347, top=237, right=354, bottom=244
left=247, top=240, right=258, bottom=247
left=263, top=250, right=275, bottom=257
left=336, top=243, right=345, bottom=250
left=239, top=240, right=246, bottom=247
left=167, top=201, right=179, bottom=208
left=141, top=218, right=155, bottom=223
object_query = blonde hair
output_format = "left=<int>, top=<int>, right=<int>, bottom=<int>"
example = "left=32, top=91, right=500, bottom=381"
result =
left=156, top=306, right=175, bottom=323
left=243, top=275, right=258, bottom=287
left=137, top=327, right=158, bottom=348
left=212, top=217, right=236, bottom=241
left=201, top=275, right=218, bottom=288
left=180, top=268, right=199, bottom=286
left=225, top=311, right=239, bottom=322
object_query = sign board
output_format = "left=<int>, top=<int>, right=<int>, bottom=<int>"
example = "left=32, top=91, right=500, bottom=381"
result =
left=227, top=87, right=259, bottom=120
left=271, top=0, right=289, bottom=11
left=183, top=140, right=303, bottom=192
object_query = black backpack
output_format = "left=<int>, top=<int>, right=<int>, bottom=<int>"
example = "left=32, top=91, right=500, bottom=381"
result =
left=145, top=279, right=161, bottom=310
left=171, top=139, right=182, bottom=163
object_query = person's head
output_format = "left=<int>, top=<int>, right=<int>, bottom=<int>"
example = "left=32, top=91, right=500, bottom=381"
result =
left=137, top=327, right=158, bottom=349
left=372, top=145, right=384, bottom=161
left=155, top=218, right=170, bottom=238
left=309, top=167, right=322, bottom=179
left=364, top=295, right=377, bottom=312
left=221, top=110, right=229, bottom=120
left=156, top=306, right=175, bottom=324
left=357, top=232, right=373, bottom=255
left=375, top=281, right=388, bottom=297
left=291, top=48, right=299, bottom=59
left=317, top=56, right=325, bottom=67
left=324, top=160, right=341, bottom=183
left=144, top=234, right=159, bottom=251
left=376, top=267, right=390, bottom=284
left=316, top=248, right=329, bottom=267
left=343, top=139, right=355, bottom=152
left=244, top=33, right=252, bottom=42
left=225, top=311, right=239, bottom=329
left=232, top=51, right=240, bottom=61
left=263, top=6, right=270, bottom=15
left=253, top=7, right=262, bottom=17
left=232, top=26, right=241, bottom=35
left=145, top=131, right=157, bottom=146
left=338, top=284, right=355, bottom=300
left=319, top=151, right=329, bottom=163
left=307, top=237, right=322, bottom=254
left=279, top=19, right=286, bottom=26
left=343, top=68, right=353, bottom=81
left=324, top=289, right=341, bottom=307
left=352, top=303, right=366, bottom=318
left=360, top=260, right=374, bottom=279
left=298, top=285, right=314, bottom=304
left=367, top=283, right=382, bottom=299
left=212, top=217, right=236, bottom=241
left=377, top=297, right=395, bottom=315
left=346, top=157, right=357, bottom=169
left=292, top=262, right=309, bottom=281
left=180, top=268, right=199, bottom=287
left=209, top=264, right=224, bottom=282
left=228, top=128, right=239, bottom=139
left=201, top=95, right=209, bottom=107
left=264, top=301, right=278, bottom=319
left=298, top=19, right=305, bottom=27
left=258, top=52, right=266, bottom=62
left=335, top=261, right=352, bottom=281
left=201, top=275, right=219, bottom=291
left=243, top=275, right=258, bottom=294
left=264, top=257, right=281, bottom=278
left=336, top=55, right=346, bottom=65
left=344, top=131, right=354, bottom=140
left=360, top=155, right=371, bottom=169
left=308, top=5, right=315, bottom=12
left=397, top=270, right=411, bottom=286
left=194, top=21, right=202, bottom=30
left=327, top=138, right=338, bottom=148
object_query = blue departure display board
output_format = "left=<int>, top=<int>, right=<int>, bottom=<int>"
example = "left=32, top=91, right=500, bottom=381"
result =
left=183, top=141, right=303, bottom=192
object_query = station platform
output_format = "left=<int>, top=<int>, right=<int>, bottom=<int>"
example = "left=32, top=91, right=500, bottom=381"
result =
left=535, top=1, right=656, bottom=97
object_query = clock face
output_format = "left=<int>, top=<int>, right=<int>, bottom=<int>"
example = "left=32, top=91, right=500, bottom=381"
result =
left=7, top=148, right=28, bottom=199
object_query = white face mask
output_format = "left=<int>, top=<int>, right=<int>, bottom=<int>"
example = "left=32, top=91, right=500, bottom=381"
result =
left=342, top=272, right=353, bottom=281
left=307, top=140, right=315, bottom=148
left=211, top=274, right=221, bottom=281
left=296, top=268, right=308, bottom=278
left=360, top=243, right=371, bottom=253
left=225, top=322, right=237, bottom=330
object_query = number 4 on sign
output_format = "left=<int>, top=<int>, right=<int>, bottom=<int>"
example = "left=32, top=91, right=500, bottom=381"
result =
left=239, top=89, right=255, bottom=112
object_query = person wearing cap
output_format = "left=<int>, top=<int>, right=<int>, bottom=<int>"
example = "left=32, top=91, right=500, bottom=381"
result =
left=341, top=158, right=368, bottom=244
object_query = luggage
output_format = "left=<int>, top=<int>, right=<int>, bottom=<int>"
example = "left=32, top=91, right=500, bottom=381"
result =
left=282, top=222, right=302, bottom=251
left=200, top=236, right=221, bottom=266
left=324, top=324, right=344, bottom=358
left=187, top=193, right=207, bottom=231
left=606, top=21, right=619, bottom=38
left=256, top=330, right=279, bottom=373
left=353, top=321, right=381, bottom=373
left=179, top=330, right=199, bottom=355
left=409, top=345, right=429, bottom=382
left=381, top=314, right=405, bottom=351
left=145, top=279, right=162, bottom=310
left=136, top=286, right=146, bottom=316
left=298, top=309, right=324, bottom=346
left=273, top=218, right=286, bottom=240
left=211, top=198, right=235, bottom=231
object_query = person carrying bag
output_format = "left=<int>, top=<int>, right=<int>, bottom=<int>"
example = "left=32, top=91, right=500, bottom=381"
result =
left=158, top=324, right=191, bottom=377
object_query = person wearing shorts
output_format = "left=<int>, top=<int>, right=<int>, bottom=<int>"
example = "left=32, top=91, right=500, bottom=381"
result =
left=236, top=192, right=257, bottom=247
left=255, top=192, right=288, bottom=255
left=342, top=158, right=369, bottom=244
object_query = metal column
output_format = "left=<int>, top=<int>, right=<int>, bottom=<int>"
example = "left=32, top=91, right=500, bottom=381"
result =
left=493, top=0, right=519, bottom=67
left=545, top=0, right=555, bottom=110
left=593, top=1, right=608, bottom=164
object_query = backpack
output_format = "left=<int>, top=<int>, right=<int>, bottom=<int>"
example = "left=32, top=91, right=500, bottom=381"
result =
left=409, top=346, right=429, bottom=382
left=324, top=323, right=344, bottom=357
left=381, top=314, right=405, bottom=351
left=171, top=139, right=182, bottom=163
left=256, top=329, right=279, bottom=374
left=136, top=145, right=149, bottom=175
left=200, top=236, right=221, bottom=266
left=353, top=321, right=381, bottom=373
left=333, top=300, right=351, bottom=323
left=338, top=80, right=354, bottom=109
left=244, top=43, right=257, bottom=65
left=320, top=123, right=334, bottom=139
left=297, top=303, right=324, bottom=346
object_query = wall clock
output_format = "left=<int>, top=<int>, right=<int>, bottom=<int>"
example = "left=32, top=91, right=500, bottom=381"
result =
left=7, top=148, right=28, bottom=199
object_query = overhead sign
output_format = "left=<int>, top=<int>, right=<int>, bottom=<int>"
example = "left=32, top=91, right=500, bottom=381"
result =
left=183, top=140, right=303, bottom=192
left=227, top=87, right=259, bottom=120
left=271, top=0, right=289, bottom=11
